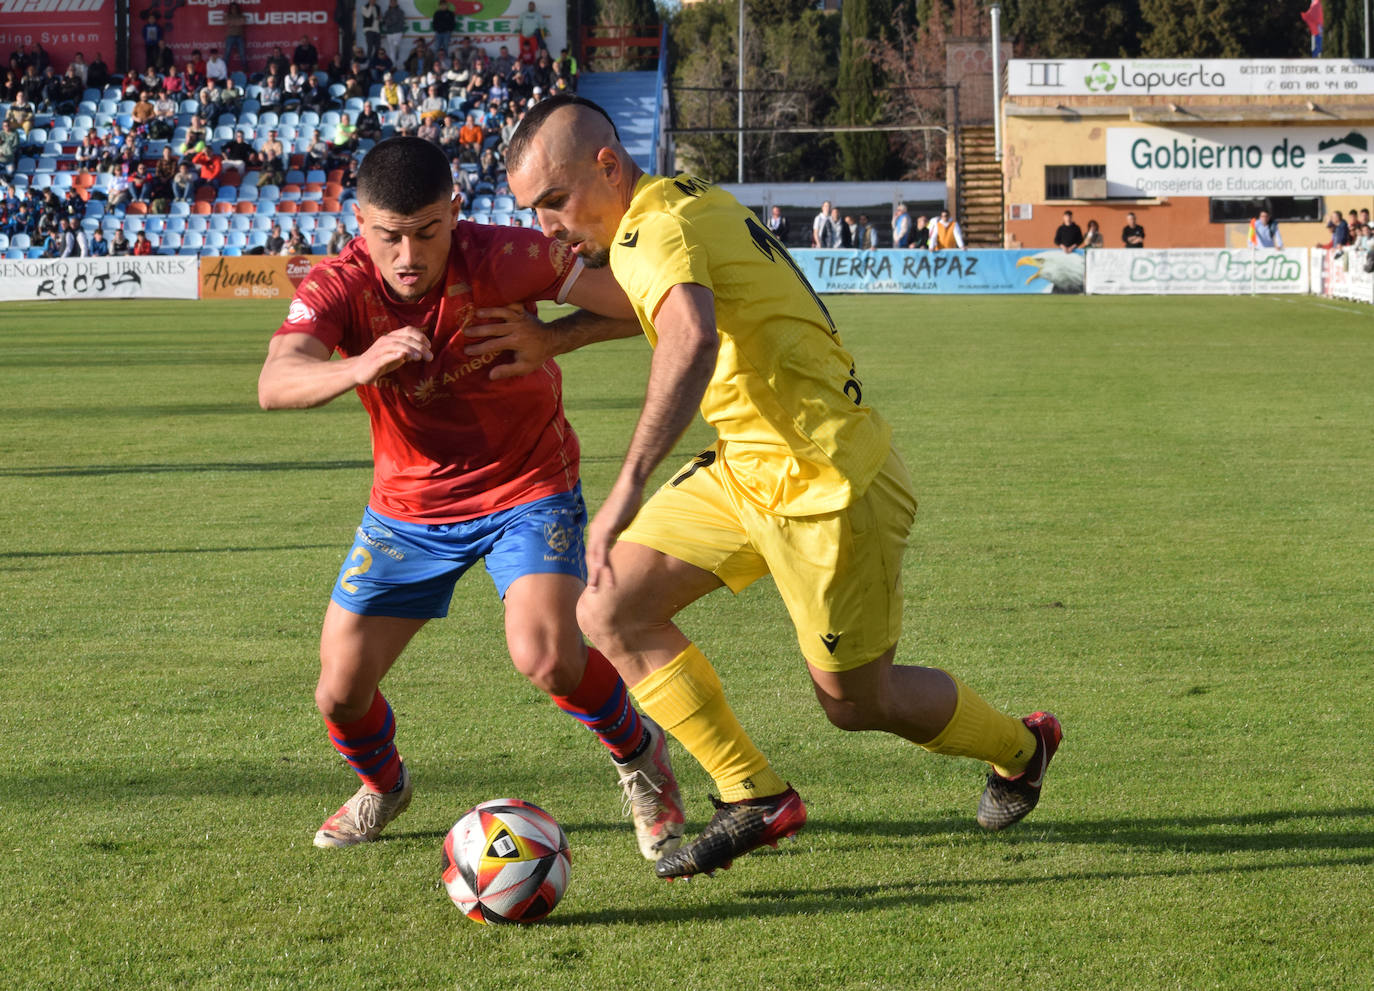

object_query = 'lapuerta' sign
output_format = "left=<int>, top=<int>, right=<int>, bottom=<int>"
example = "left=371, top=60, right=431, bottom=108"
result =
left=1106, top=126, right=1374, bottom=196
left=1009, top=59, right=1374, bottom=98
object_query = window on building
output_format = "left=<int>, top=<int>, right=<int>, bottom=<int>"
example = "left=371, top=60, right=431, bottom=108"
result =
left=1045, top=164, right=1106, bottom=200
left=1209, top=197, right=1324, bottom=223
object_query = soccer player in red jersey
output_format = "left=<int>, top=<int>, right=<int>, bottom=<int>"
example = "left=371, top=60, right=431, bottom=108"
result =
left=257, top=137, right=684, bottom=856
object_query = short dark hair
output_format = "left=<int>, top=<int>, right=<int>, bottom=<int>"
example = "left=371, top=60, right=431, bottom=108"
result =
left=356, top=136, right=452, bottom=213
left=505, top=94, right=619, bottom=174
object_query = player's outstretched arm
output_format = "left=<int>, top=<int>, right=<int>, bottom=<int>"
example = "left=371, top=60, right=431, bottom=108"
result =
left=258, top=327, right=433, bottom=409
left=585, top=282, right=719, bottom=589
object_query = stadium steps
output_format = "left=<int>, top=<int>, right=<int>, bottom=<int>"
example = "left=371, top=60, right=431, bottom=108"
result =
left=957, top=125, right=1004, bottom=248
left=575, top=71, right=659, bottom=173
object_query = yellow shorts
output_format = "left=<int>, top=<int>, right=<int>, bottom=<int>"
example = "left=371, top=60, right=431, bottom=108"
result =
left=619, top=443, right=917, bottom=672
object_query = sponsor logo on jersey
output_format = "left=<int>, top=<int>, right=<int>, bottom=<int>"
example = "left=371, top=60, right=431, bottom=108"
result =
left=286, top=298, right=315, bottom=324
left=619, top=229, right=639, bottom=248
left=820, top=633, right=842, bottom=655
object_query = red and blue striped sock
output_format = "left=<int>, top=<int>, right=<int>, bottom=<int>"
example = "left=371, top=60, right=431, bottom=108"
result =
left=324, top=690, right=403, bottom=794
left=551, top=648, right=647, bottom=762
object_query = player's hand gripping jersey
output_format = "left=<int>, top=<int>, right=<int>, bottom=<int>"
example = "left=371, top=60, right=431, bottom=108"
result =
left=610, top=175, right=892, bottom=516
left=275, top=222, right=581, bottom=523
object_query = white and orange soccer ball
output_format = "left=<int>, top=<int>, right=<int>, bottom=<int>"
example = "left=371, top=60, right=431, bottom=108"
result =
left=441, top=799, right=571, bottom=925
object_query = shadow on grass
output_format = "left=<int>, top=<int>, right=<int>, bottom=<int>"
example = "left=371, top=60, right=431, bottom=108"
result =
left=0, top=459, right=371, bottom=479
left=0, top=543, right=339, bottom=560
left=810, top=805, right=1374, bottom=856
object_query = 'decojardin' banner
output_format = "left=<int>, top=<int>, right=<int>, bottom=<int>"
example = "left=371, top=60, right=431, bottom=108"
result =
left=1085, top=248, right=1310, bottom=296
left=1107, top=126, right=1374, bottom=197
left=798, top=249, right=1086, bottom=295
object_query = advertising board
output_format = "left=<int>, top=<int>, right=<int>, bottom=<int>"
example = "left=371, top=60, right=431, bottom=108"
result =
left=1085, top=248, right=1310, bottom=295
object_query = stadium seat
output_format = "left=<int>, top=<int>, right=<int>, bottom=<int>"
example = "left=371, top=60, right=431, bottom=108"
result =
left=213, top=202, right=235, bottom=214
left=3, top=248, right=22, bottom=260
left=235, top=201, right=257, bottom=214
left=126, top=201, right=148, bottom=215
left=256, top=202, right=277, bottom=217
left=247, top=231, right=269, bottom=249
left=279, top=111, right=300, bottom=128
left=169, top=201, right=191, bottom=216
left=285, top=169, right=306, bottom=185
left=215, top=125, right=234, bottom=142
left=237, top=185, right=259, bottom=203
left=221, top=246, right=243, bottom=257
left=295, top=216, right=317, bottom=232
left=166, top=218, right=187, bottom=233
left=215, top=186, right=238, bottom=202
left=192, top=202, right=212, bottom=215
left=146, top=218, right=165, bottom=234
left=182, top=232, right=204, bottom=250
left=493, top=195, right=515, bottom=212
left=276, top=201, right=299, bottom=214
left=51, top=173, right=74, bottom=190
left=205, top=232, right=227, bottom=249
left=258, top=184, right=280, bottom=201
left=257, top=111, right=278, bottom=129
left=124, top=216, right=146, bottom=233
left=306, top=169, right=327, bottom=185
left=220, top=168, right=241, bottom=187
left=161, top=232, right=182, bottom=250
left=280, top=184, right=302, bottom=201
left=227, top=231, right=248, bottom=247
left=187, top=216, right=209, bottom=232
left=322, top=198, right=341, bottom=213
left=26, top=246, right=45, bottom=259
left=471, top=195, right=493, bottom=213
left=0, top=233, right=8, bottom=251
left=491, top=212, right=511, bottom=226
left=208, top=215, right=230, bottom=232
left=299, top=200, right=321, bottom=213
left=180, top=100, right=199, bottom=114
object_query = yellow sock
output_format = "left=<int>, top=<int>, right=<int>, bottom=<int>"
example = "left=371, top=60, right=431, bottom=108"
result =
left=630, top=644, right=787, bottom=803
left=919, top=674, right=1037, bottom=778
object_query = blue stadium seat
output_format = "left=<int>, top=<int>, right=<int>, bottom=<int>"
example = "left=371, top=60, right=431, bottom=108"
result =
left=180, top=100, right=199, bottom=114
left=169, top=201, right=190, bottom=216
left=258, top=111, right=278, bottom=129
left=248, top=231, right=268, bottom=248
left=258, top=185, right=280, bottom=201
left=182, top=232, right=205, bottom=250
left=229, top=215, right=252, bottom=232
left=215, top=125, right=234, bottom=142
left=98, top=99, right=117, bottom=115
left=0, top=233, right=8, bottom=251
left=208, top=215, right=230, bottom=232
left=226, top=231, right=248, bottom=247
left=306, top=169, right=326, bottom=184
left=125, top=217, right=146, bottom=233
left=471, top=195, right=493, bottom=212
left=187, top=217, right=209, bottom=232
left=221, top=246, right=243, bottom=256
left=166, top=217, right=187, bottom=233
left=493, top=194, right=515, bottom=212
left=3, top=248, right=22, bottom=260
left=300, top=111, right=320, bottom=128
left=205, top=231, right=227, bottom=248
left=295, top=216, right=316, bottom=232
left=26, top=246, right=45, bottom=258
left=252, top=215, right=274, bottom=231
left=161, top=232, right=182, bottom=250
left=490, top=212, right=512, bottom=226
left=279, top=111, right=300, bottom=128
left=146, top=218, right=166, bottom=234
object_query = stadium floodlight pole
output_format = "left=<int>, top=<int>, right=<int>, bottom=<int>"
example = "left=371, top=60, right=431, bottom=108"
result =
left=990, top=3, right=1003, bottom=162
left=1366, top=0, right=1371, bottom=58
left=737, top=0, right=745, bottom=183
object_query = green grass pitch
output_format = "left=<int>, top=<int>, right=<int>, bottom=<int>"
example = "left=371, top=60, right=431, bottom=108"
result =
left=1, top=292, right=1371, bottom=990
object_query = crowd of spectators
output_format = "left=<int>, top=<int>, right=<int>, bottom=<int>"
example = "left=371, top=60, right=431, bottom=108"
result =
left=0, top=27, right=579, bottom=258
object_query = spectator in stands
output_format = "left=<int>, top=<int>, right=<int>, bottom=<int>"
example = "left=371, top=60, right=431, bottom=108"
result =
left=283, top=63, right=307, bottom=110
left=517, top=2, right=547, bottom=63
left=395, top=100, right=420, bottom=137
left=224, top=4, right=248, bottom=72
left=132, top=230, right=153, bottom=256
left=432, top=0, right=457, bottom=57
left=282, top=225, right=308, bottom=254
left=206, top=49, right=228, bottom=83
left=1122, top=212, right=1145, bottom=248
left=193, top=144, right=224, bottom=191
left=1324, top=210, right=1350, bottom=253
left=172, top=161, right=196, bottom=201
left=765, top=204, right=788, bottom=244
left=19, top=64, right=43, bottom=104
left=182, top=58, right=207, bottom=93
left=356, top=101, right=383, bottom=141
left=265, top=222, right=285, bottom=254
left=494, top=45, right=517, bottom=81
left=55, top=64, right=83, bottom=113
left=266, top=46, right=291, bottom=79
left=437, top=113, right=461, bottom=156
left=333, top=113, right=358, bottom=152
left=832, top=208, right=852, bottom=248
left=405, top=39, right=434, bottom=76
left=87, top=53, right=110, bottom=92
left=477, top=146, right=500, bottom=186
left=305, top=128, right=331, bottom=170
left=811, top=200, right=831, bottom=247
left=360, top=0, right=383, bottom=60
left=131, top=90, right=157, bottom=132
left=138, top=63, right=162, bottom=96
left=380, top=72, right=405, bottom=109
left=110, top=227, right=130, bottom=255
left=298, top=72, right=330, bottom=114
left=892, top=203, right=910, bottom=248
left=107, top=167, right=133, bottom=209
left=457, top=113, right=483, bottom=161
left=417, top=113, right=441, bottom=146
left=420, top=83, right=447, bottom=124
left=259, top=70, right=283, bottom=113
left=255, top=129, right=286, bottom=184
left=218, top=76, right=245, bottom=118
left=382, top=0, right=408, bottom=69
left=0, top=120, right=18, bottom=179
left=327, top=219, right=350, bottom=255
left=155, top=144, right=180, bottom=186
left=344, top=62, right=370, bottom=101
left=555, top=48, right=579, bottom=91
left=129, top=162, right=154, bottom=202
left=222, top=129, right=253, bottom=174
left=293, top=35, right=320, bottom=73
left=910, top=214, right=929, bottom=249
left=181, top=115, right=209, bottom=158
left=1248, top=209, right=1283, bottom=249
left=1053, top=210, right=1083, bottom=253
left=1082, top=219, right=1103, bottom=249
left=76, top=129, right=104, bottom=171
left=929, top=209, right=965, bottom=250
left=90, top=228, right=109, bottom=256
left=464, top=72, right=486, bottom=101
left=142, top=13, right=164, bottom=71
left=325, top=52, right=349, bottom=87
left=855, top=214, right=878, bottom=250
left=61, top=186, right=86, bottom=220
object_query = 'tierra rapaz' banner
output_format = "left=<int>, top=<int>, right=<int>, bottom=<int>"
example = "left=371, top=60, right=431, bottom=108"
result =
left=0, top=0, right=117, bottom=71
left=132, top=0, right=338, bottom=72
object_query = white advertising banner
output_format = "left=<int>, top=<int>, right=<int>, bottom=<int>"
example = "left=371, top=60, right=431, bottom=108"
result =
left=1311, top=247, right=1374, bottom=302
left=1106, top=126, right=1374, bottom=197
left=1009, top=58, right=1374, bottom=98
left=1086, top=248, right=1310, bottom=295
left=0, top=257, right=201, bottom=302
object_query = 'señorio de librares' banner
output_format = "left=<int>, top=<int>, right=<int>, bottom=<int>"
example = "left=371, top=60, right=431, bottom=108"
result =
left=0, top=256, right=199, bottom=302
left=796, top=249, right=1086, bottom=295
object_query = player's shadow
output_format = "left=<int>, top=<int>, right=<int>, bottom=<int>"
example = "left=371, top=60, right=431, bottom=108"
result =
left=0, top=459, right=371, bottom=479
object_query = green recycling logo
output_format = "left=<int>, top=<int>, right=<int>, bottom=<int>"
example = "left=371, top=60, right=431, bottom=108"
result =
left=1084, top=61, right=1118, bottom=93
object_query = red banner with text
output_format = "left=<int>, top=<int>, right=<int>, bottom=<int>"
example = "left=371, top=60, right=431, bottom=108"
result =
left=131, top=0, right=338, bottom=74
left=0, top=0, right=118, bottom=72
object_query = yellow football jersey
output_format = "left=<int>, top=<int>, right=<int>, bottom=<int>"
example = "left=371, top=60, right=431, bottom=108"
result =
left=611, top=174, right=892, bottom=516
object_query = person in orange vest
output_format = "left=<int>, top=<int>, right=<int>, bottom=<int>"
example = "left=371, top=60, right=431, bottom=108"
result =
left=929, top=208, right=964, bottom=250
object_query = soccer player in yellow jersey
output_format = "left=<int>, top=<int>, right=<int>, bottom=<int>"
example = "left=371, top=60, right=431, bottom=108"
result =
left=478, top=95, right=1062, bottom=879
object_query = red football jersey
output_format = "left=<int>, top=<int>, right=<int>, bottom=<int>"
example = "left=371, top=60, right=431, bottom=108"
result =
left=274, top=221, right=582, bottom=523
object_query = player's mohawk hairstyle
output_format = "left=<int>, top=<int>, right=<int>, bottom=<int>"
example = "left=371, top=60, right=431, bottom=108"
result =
left=505, top=95, right=621, bottom=174
left=357, top=136, right=454, bottom=214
